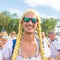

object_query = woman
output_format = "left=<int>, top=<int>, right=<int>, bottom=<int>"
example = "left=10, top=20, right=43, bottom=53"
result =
left=3, top=9, right=48, bottom=60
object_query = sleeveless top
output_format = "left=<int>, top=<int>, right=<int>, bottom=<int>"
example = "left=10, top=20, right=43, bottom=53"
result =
left=16, top=41, right=42, bottom=60
left=2, top=37, right=50, bottom=60
left=16, top=55, right=41, bottom=60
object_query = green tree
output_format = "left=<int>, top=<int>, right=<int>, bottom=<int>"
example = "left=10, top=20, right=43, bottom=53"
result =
left=1, top=10, right=12, bottom=31
left=0, top=12, right=6, bottom=31
left=2, top=10, right=19, bottom=33
left=8, top=18, right=19, bottom=33
left=41, top=18, right=57, bottom=35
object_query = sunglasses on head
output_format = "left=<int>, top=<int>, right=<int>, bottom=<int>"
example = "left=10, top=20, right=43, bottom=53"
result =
left=23, top=17, right=38, bottom=23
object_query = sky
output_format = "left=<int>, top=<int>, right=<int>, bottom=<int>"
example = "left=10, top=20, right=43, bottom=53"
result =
left=0, top=0, right=60, bottom=18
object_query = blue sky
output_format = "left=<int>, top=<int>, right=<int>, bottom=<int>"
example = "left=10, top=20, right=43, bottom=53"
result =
left=0, top=0, right=60, bottom=18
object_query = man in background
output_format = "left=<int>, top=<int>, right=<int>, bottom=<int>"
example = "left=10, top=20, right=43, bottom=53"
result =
left=48, top=31, right=60, bottom=60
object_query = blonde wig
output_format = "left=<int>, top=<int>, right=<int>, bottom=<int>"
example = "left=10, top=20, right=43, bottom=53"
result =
left=11, top=9, right=46, bottom=60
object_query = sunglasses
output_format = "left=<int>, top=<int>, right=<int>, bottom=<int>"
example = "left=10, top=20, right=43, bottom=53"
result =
left=23, top=17, right=38, bottom=23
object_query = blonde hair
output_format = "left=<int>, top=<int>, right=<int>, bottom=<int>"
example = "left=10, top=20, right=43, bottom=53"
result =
left=11, top=9, right=46, bottom=60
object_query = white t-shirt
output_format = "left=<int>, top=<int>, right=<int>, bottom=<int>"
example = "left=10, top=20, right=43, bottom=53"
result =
left=50, top=38, right=60, bottom=59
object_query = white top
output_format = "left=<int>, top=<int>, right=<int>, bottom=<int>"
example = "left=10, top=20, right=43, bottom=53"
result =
left=2, top=40, right=13, bottom=60
left=0, top=48, right=2, bottom=60
left=2, top=38, right=50, bottom=60
left=42, top=38, right=51, bottom=58
left=50, top=38, right=60, bottom=59
left=16, top=43, right=41, bottom=60
left=16, top=55, right=41, bottom=60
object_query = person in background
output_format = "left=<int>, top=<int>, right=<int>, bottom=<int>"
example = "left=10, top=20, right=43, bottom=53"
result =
left=42, top=32, right=51, bottom=56
left=0, top=32, right=7, bottom=60
left=0, top=32, right=3, bottom=60
left=10, top=31, right=17, bottom=40
left=10, top=31, right=17, bottom=53
left=2, top=31, right=8, bottom=39
left=0, top=45, right=2, bottom=60
left=48, top=31, right=60, bottom=60
left=42, top=32, right=50, bottom=47
left=0, top=32, right=7, bottom=48
left=2, top=31, right=11, bottom=41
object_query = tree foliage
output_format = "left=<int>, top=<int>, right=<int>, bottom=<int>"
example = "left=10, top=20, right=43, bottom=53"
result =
left=41, top=18, right=57, bottom=35
left=0, top=10, right=57, bottom=34
left=8, top=18, right=19, bottom=33
left=0, top=10, right=19, bottom=33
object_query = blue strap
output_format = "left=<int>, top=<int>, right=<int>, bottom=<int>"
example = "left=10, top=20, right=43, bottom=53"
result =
left=36, top=37, right=40, bottom=48
left=12, top=39, right=16, bottom=53
left=36, top=37, right=44, bottom=49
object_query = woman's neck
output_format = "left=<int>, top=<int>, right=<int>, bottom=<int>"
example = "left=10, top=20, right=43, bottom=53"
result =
left=21, top=33, right=36, bottom=43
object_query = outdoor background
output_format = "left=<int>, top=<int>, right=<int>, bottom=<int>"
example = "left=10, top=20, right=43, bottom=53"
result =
left=0, top=0, right=60, bottom=35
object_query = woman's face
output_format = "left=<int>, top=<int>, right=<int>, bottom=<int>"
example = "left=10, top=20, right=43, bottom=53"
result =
left=22, top=12, right=38, bottom=34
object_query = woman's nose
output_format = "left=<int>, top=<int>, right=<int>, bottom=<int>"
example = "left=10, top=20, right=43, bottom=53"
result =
left=28, top=20, right=33, bottom=24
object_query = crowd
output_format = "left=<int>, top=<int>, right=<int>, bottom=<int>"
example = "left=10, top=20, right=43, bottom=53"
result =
left=0, top=9, right=60, bottom=60
left=0, top=31, right=60, bottom=60
left=0, top=31, right=17, bottom=60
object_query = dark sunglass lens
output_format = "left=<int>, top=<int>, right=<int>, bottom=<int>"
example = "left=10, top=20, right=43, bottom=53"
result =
left=32, top=18, right=37, bottom=23
left=23, top=17, right=30, bottom=22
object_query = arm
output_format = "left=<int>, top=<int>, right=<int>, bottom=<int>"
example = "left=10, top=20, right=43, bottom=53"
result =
left=48, top=57, right=54, bottom=60
left=55, top=51, right=60, bottom=60
left=3, top=58, right=11, bottom=60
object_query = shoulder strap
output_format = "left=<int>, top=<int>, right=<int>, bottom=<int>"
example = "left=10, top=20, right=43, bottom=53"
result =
left=12, top=39, right=16, bottom=53
left=36, top=37, right=40, bottom=48
left=36, top=37, right=44, bottom=49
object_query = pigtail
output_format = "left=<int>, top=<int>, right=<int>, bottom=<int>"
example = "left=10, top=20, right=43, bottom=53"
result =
left=11, top=9, right=46, bottom=60
left=11, top=20, right=22, bottom=60
left=37, top=16, right=46, bottom=60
